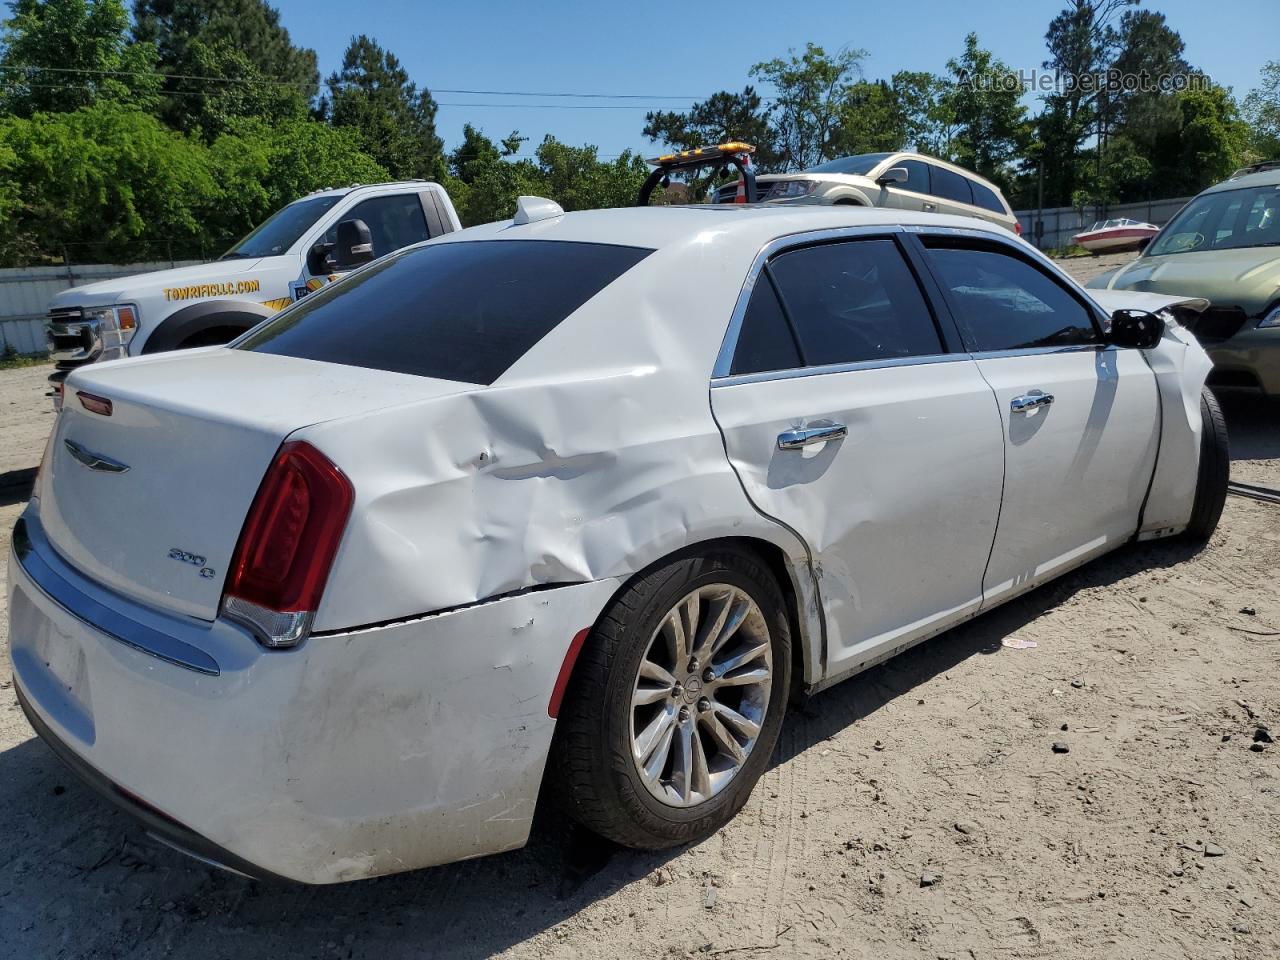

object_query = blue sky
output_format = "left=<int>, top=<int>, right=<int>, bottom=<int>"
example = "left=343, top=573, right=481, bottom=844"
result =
left=274, top=0, right=1274, bottom=159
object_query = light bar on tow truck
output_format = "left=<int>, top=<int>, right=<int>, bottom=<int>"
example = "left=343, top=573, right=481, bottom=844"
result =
left=636, top=141, right=758, bottom=206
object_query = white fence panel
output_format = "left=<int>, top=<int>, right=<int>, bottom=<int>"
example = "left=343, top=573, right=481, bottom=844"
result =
left=1015, top=197, right=1192, bottom=251
left=0, top=260, right=204, bottom=355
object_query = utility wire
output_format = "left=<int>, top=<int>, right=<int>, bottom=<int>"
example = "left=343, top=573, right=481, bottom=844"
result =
left=1, top=79, right=687, bottom=108
left=0, top=63, right=716, bottom=101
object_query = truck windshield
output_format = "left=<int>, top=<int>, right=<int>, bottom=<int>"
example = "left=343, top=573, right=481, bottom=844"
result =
left=221, top=195, right=342, bottom=259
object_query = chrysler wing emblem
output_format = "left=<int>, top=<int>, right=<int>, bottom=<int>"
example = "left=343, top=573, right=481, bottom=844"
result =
left=64, top=438, right=130, bottom=474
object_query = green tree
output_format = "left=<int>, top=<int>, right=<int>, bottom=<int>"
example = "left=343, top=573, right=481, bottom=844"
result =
left=132, top=0, right=317, bottom=136
left=643, top=87, right=780, bottom=171
left=535, top=137, right=649, bottom=212
left=830, top=79, right=907, bottom=156
left=323, top=34, right=444, bottom=181
left=0, top=102, right=216, bottom=264
left=751, top=43, right=867, bottom=169
left=206, top=117, right=387, bottom=247
left=0, top=0, right=161, bottom=116
left=892, top=70, right=957, bottom=158
left=1038, top=0, right=1138, bottom=206
left=1154, top=86, right=1248, bottom=195
left=449, top=122, right=505, bottom=182
left=1108, top=9, right=1190, bottom=148
left=1243, top=61, right=1280, bottom=159
left=947, top=33, right=1030, bottom=192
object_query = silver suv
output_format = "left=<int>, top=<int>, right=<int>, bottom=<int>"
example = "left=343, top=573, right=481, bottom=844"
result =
left=716, top=151, right=1020, bottom=234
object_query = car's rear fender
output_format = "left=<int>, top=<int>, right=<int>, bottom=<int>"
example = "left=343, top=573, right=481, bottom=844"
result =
left=294, top=373, right=822, bottom=679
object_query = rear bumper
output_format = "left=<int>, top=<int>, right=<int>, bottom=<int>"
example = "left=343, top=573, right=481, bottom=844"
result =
left=1205, top=327, right=1280, bottom=395
left=8, top=512, right=618, bottom=883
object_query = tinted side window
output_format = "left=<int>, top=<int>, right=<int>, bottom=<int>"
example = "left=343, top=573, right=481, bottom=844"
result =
left=897, top=159, right=931, bottom=194
left=969, top=180, right=1006, bottom=215
left=240, top=240, right=653, bottom=385
left=768, top=239, right=943, bottom=366
left=730, top=276, right=802, bottom=375
left=326, top=194, right=430, bottom=257
left=931, top=166, right=974, bottom=205
left=924, top=243, right=1099, bottom=351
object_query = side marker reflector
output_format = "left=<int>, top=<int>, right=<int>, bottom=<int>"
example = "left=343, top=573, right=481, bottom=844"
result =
left=548, top=628, right=591, bottom=718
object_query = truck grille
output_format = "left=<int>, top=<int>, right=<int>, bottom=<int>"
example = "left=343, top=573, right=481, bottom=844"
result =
left=1184, top=306, right=1250, bottom=344
left=45, top=306, right=100, bottom=368
left=713, top=182, right=775, bottom=203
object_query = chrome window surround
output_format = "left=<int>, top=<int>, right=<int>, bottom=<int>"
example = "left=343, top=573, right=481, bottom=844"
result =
left=711, top=223, right=1116, bottom=386
left=13, top=516, right=221, bottom=676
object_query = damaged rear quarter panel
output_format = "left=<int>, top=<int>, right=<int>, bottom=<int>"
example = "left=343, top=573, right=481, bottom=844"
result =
left=298, top=237, right=812, bottom=643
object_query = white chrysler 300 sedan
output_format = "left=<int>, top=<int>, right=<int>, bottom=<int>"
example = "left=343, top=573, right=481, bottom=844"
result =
left=9, top=201, right=1227, bottom=884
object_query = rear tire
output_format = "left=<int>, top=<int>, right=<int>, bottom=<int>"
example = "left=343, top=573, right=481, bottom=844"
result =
left=549, top=547, right=791, bottom=850
left=1184, top=387, right=1229, bottom=542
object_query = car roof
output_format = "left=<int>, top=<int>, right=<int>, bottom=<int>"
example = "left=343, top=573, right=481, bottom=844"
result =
left=1203, top=167, right=1280, bottom=194
left=294, top=181, right=440, bottom=202
left=442, top=203, right=1013, bottom=252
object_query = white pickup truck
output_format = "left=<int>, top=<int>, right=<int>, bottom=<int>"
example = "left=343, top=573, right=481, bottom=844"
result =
left=46, top=180, right=461, bottom=400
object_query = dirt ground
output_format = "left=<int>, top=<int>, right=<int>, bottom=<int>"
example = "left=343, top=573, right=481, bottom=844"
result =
left=2, top=257, right=1278, bottom=959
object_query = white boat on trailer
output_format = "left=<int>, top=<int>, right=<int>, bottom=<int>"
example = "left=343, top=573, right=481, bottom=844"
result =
left=1073, top=218, right=1160, bottom=253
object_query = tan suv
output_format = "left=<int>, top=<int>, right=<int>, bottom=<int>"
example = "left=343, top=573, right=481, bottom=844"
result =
left=715, top=151, right=1021, bottom=234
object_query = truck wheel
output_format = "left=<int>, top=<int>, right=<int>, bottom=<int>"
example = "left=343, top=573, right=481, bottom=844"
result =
left=550, top=547, right=790, bottom=850
left=1183, top=388, right=1229, bottom=542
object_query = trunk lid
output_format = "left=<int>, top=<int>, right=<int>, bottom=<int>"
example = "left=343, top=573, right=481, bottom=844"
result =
left=38, top=349, right=471, bottom=621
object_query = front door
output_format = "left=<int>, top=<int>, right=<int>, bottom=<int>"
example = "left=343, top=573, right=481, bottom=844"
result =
left=915, top=236, right=1161, bottom=602
left=710, top=233, right=1006, bottom=680
left=296, top=192, right=432, bottom=300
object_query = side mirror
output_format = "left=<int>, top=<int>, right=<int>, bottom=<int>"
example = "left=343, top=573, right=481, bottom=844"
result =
left=1108, top=309, right=1165, bottom=349
left=305, top=240, right=332, bottom=276
left=875, top=167, right=909, bottom=187
left=334, top=218, right=375, bottom=268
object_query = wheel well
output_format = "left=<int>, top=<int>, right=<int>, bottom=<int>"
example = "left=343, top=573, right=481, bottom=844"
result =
left=578, top=536, right=810, bottom=702
left=833, top=198, right=865, bottom=206
left=177, top=326, right=247, bottom=349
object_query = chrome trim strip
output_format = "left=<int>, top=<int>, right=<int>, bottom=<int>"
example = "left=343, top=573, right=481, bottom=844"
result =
left=712, top=352, right=963, bottom=388
left=12, top=518, right=220, bottom=676
left=968, top=344, right=1116, bottom=361
left=711, top=222, right=1118, bottom=385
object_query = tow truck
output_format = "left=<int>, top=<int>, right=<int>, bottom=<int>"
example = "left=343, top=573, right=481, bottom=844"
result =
left=637, top=142, right=758, bottom=206
left=45, top=181, right=461, bottom=405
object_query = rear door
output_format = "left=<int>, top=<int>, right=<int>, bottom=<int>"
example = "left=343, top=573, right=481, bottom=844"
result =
left=710, top=231, right=1006, bottom=680
left=914, top=234, right=1160, bottom=603
left=926, top=164, right=977, bottom=219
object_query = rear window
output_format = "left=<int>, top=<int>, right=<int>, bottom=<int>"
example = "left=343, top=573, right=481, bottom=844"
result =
left=969, top=180, right=1007, bottom=215
left=238, top=240, right=653, bottom=385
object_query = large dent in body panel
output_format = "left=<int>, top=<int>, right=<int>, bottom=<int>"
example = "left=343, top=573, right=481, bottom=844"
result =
left=298, top=239, right=811, bottom=636
left=1138, top=318, right=1214, bottom=534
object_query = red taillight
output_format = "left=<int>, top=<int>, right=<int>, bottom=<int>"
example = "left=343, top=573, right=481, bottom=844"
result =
left=1015, top=222, right=1023, bottom=236
left=77, top=391, right=112, bottom=416
left=222, top=441, right=353, bottom=647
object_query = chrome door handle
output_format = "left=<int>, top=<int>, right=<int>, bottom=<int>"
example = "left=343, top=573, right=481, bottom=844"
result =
left=922, top=202, right=937, bottom=211
left=777, top=423, right=848, bottom=450
left=1010, top=392, right=1054, bottom=413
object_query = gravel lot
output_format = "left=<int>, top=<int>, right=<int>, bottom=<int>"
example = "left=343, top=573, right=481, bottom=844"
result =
left=2, top=257, right=1278, bottom=959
